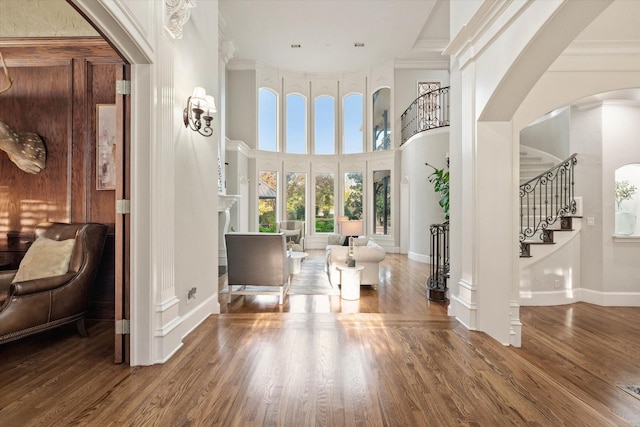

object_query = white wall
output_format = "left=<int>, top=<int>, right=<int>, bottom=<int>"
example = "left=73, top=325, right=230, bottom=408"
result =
left=399, top=129, right=449, bottom=262
left=173, top=0, right=220, bottom=317
left=520, top=107, right=571, bottom=161
left=226, top=69, right=257, bottom=148
left=569, top=105, right=604, bottom=294
left=602, top=103, right=640, bottom=294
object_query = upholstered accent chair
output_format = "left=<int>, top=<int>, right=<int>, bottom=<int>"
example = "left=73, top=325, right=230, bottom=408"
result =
left=225, top=232, right=291, bottom=304
left=0, top=222, right=108, bottom=344
left=276, top=220, right=306, bottom=251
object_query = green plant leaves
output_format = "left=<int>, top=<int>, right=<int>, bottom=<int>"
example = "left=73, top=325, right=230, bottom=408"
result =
left=426, top=163, right=450, bottom=220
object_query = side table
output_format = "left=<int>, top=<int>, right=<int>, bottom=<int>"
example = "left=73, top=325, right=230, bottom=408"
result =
left=337, top=265, right=364, bottom=300
left=289, top=251, right=308, bottom=274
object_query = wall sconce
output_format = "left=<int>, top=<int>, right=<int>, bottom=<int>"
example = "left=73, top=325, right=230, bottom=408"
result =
left=183, top=86, right=216, bottom=137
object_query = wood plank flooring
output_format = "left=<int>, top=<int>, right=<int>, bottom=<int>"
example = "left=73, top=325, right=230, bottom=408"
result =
left=0, top=251, right=638, bottom=426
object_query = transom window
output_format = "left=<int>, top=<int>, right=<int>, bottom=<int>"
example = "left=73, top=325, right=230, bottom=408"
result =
left=286, top=93, right=307, bottom=154
left=314, top=95, right=335, bottom=155
left=343, top=93, right=363, bottom=154
left=373, top=88, right=391, bottom=151
left=258, top=88, right=277, bottom=152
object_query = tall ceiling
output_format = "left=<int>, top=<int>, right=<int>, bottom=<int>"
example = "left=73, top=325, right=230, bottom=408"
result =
left=218, top=0, right=450, bottom=73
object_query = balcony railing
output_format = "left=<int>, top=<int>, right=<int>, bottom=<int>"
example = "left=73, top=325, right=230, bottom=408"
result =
left=400, top=86, right=450, bottom=145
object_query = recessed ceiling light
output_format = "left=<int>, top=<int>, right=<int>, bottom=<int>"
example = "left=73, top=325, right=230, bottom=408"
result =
left=291, top=44, right=301, bottom=48
left=354, top=42, right=365, bottom=48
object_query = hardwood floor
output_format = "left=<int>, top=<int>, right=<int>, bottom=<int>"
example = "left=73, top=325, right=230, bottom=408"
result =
left=0, top=251, right=638, bottom=426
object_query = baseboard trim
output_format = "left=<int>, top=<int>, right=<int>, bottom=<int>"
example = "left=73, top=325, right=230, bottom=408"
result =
left=449, top=293, right=477, bottom=330
left=408, top=251, right=429, bottom=263
left=520, top=288, right=640, bottom=306
left=154, top=294, right=219, bottom=364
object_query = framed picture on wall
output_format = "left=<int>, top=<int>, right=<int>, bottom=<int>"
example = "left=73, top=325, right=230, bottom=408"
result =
left=96, top=104, right=117, bottom=190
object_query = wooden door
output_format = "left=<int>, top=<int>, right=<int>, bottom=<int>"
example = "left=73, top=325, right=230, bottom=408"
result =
left=114, top=64, right=131, bottom=364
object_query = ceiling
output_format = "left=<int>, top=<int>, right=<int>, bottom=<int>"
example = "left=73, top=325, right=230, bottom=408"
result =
left=218, top=0, right=449, bottom=73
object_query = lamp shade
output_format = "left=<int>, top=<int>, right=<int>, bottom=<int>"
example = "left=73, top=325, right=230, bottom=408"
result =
left=341, top=220, right=363, bottom=236
left=336, top=215, right=348, bottom=233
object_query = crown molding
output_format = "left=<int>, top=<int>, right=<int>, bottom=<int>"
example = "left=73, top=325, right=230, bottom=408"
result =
left=394, top=58, right=450, bottom=70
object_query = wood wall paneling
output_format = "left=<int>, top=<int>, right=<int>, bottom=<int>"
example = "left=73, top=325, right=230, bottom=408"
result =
left=0, top=38, right=123, bottom=320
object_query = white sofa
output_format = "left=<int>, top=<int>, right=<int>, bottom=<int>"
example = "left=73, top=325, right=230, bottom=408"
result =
left=325, top=237, right=386, bottom=289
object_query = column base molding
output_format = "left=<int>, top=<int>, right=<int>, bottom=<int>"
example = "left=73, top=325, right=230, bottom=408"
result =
left=449, top=279, right=477, bottom=330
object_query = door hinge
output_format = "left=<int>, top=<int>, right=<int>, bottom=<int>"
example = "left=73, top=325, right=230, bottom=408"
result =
left=116, top=199, right=131, bottom=214
left=116, top=80, right=131, bottom=95
left=115, top=319, right=130, bottom=335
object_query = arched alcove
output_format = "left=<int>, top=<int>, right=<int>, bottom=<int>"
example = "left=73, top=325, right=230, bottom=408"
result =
left=614, top=164, right=640, bottom=236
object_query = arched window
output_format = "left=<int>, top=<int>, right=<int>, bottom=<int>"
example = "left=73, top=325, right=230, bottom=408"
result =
left=343, top=93, right=363, bottom=154
left=286, top=93, right=307, bottom=154
left=314, top=95, right=335, bottom=155
left=372, top=88, right=391, bottom=151
left=258, top=88, right=277, bottom=152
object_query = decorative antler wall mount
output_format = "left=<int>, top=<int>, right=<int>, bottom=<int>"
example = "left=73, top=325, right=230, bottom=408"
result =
left=0, top=52, right=46, bottom=174
left=0, top=120, right=47, bottom=174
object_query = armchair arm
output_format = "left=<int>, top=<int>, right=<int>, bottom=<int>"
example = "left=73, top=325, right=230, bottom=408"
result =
left=0, top=270, right=17, bottom=288
left=10, top=272, right=77, bottom=296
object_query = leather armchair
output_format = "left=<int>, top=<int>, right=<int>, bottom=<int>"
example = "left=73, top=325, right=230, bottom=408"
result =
left=225, top=232, right=290, bottom=304
left=0, top=222, right=107, bottom=344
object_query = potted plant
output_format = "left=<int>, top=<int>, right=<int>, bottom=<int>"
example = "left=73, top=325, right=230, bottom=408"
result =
left=425, top=161, right=450, bottom=302
left=615, top=180, right=637, bottom=236
left=615, top=180, right=637, bottom=211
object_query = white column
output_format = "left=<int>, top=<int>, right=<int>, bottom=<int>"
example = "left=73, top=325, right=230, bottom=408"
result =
left=150, top=14, right=181, bottom=362
left=448, top=59, right=478, bottom=330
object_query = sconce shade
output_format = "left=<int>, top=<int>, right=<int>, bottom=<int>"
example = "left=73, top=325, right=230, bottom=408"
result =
left=341, top=220, right=363, bottom=237
left=192, top=86, right=206, bottom=99
left=184, top=87, right=215, bottom=137
left=205, top=95, right=217, bottom=115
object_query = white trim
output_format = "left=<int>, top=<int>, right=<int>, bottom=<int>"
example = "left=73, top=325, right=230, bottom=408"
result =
left=408, top=251, right=429, bottom=263
left=612, top=235, right=640, bottom=243
left=509, top=301, right=522, bottom=347
left=394, top=59, right=450, bottom=70
left=520, top=288, right=640, bottom=306
left=449, top=279, right=477, bottom=330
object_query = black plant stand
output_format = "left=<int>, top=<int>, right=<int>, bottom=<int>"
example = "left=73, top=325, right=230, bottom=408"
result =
left=427, top=221, right=449, bottom=302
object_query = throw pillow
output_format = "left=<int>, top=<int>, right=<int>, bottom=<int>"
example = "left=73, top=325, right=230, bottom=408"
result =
left=353, top=237, right=369, bottom=246
left=282, top=229, right=300, bottom=243
left=327, top=233, right=345, bottom=246
left=12, top=237, right=76, bottom=283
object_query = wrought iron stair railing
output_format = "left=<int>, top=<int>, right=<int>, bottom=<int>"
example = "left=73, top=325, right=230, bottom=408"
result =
left=520, top=153, right=578, bottom=257
left=427, top=221, right=449, bottom=301
left=400, top=86, right=450, bottom=145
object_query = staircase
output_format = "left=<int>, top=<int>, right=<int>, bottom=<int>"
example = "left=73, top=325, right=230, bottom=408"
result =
left=519, top=146, right=560, bottom=184
left=519, top=150, right=581, bottom=261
